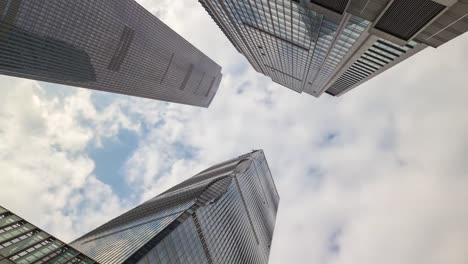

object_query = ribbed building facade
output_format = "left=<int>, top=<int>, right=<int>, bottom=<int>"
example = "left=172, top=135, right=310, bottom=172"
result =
left=0, top=0, right=222, bottom=107
left=0, top=206, right=98, bottom=264
left=199, top=0, right=468, bottom=97
left=70, top=150, right=279, bottom=264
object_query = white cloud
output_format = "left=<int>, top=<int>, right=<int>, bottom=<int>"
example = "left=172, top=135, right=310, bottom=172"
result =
left=125, top=2, right=468, bottom=264
left=0, top=1, right=467, bottom=264
left=0, top=81, right=135, bottom=241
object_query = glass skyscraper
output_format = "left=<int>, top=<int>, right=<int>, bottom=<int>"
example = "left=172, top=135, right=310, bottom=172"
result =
left=199, top=0, right=468, bottom=97
left=0, top=0, right=222, bottom=107
left=70, top=150, right=279, bottom=264
left=0, top=206, right=97, bottom=264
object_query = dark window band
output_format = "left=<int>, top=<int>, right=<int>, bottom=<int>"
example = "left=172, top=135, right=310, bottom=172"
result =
left=180, top=64, right=194, bottom=90
left=108, top=26, right=134, bottom=72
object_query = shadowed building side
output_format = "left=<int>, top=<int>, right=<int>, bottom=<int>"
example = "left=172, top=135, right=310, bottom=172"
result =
left=0, top=24, right=96, bottom=83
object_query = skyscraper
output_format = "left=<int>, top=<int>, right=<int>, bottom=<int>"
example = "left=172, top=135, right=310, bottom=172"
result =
left=71, top=150, right=279, bottom=264
left=199, top=0, right=468, bottom=97
left=0, top=0, right=222, bottom=107
left=0, top=206, right=98, bottom=264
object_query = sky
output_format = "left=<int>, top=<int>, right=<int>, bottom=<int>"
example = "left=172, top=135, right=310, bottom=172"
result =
left=1, top=1, right=468, bottom=264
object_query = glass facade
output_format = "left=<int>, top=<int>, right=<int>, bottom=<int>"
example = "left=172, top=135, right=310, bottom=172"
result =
left=0, top=206, right=97, bottom=264
left=326, top=39, right=418, bottom=96
left=307, top=15, right=370, bottom=94
left=0, top=0, right=222, bottom=107
left=200, top=0, right=468, bottom=97
left=70, top=200, right=195, bottom=264
left=72, top=150, right=279, bottom=264
left=199, top=0, right=368, bottom=95
left=195, top=157, right=278, bottom=264
left=135, top=216, right=209, bottom=264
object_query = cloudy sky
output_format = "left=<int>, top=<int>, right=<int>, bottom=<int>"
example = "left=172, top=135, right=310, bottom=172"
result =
left=1, top=1, right=468, bottom=264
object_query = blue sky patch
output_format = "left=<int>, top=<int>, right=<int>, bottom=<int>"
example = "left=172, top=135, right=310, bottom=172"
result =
left=41, top=82, right=77, bottom=99
left=173, top=142, right=198, bottom=160
left=88, top=128, right=139, bottom=200
left=326, top=227, right=343, bottom=255
left=318, top=132, right=339, bottom=147
left=90, top=91, right=120, bottom=112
